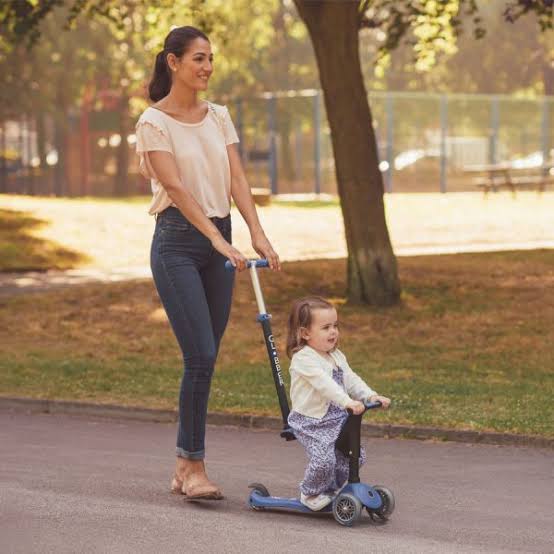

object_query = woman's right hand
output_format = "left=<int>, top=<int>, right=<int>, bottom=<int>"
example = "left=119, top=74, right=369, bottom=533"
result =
left=345, top=400, right=365, bottom=415
left=211, top=234, right=248, bottom=272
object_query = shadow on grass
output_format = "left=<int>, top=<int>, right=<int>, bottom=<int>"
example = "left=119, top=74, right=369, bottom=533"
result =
left=0, top=208, right=90, bottom=272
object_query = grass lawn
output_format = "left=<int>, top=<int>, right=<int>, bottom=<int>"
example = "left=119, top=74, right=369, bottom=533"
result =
left=1, top=252, right=553, bottom=437
left=0, top=208, right=89, bottom=271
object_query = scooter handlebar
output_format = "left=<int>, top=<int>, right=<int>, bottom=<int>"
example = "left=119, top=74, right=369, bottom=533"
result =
left=346, top=400, right=383, bottom=415
left=224, top=259, right=270, bottom=271
left=364, top=400, right=383, bottom=410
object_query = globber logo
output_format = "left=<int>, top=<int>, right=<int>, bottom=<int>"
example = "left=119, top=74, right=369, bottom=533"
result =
left=268, top=334, right=284, bottom=386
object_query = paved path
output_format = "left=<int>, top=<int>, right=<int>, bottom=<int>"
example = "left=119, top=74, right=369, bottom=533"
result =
left=1, top=411, right=552, bottom=553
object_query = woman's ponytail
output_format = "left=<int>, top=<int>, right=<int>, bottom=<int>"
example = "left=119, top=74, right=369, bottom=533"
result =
left=148, top=50, right=171, bottom=102
left=147, top=26, right=210, bottom=103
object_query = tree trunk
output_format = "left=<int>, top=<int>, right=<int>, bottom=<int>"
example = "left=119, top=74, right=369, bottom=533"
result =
left=35, top=111, right=47, bottom=170
left=53, top=112, right=68, bottom=196
left=114, top=93, right=129, bottom=196
left=273, top=2, right=296, bottom=186
left=294, top=0, right=400, bottom=305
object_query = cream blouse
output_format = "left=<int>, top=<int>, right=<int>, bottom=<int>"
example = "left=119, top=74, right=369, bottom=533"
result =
left=135, top=102, right=239, bottom=217
left=289, top=346, right=377, bottom=419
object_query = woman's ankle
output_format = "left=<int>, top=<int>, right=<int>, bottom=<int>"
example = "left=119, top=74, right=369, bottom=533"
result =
left=176, top=458, right=206, bottom=479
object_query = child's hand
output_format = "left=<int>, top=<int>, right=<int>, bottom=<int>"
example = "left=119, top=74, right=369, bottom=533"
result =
left=346, top=400, right=365, bottom=415
left=369, top=395, right=391, bottom=409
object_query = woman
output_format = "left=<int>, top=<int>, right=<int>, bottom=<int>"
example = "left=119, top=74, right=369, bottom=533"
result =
left=135, top=26, right=280, bottom=500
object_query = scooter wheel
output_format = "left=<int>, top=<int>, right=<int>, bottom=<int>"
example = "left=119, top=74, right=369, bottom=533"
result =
left=248, top=483, right=270, bottom=497
left=333, top=493, right=362, bottom=527
left=248, top=483, right=270, bottom=511
left=368, top=485, right=395, bottom=520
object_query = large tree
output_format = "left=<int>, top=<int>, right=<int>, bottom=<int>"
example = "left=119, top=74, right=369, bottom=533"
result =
left=292, top=0, right=551, bottom=305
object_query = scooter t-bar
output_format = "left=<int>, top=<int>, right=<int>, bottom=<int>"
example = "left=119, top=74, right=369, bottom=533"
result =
left=225, top=259, right=295, bottom=441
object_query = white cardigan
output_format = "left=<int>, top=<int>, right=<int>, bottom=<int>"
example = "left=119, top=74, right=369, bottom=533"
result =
left=289, top=346, right=377, bottom=419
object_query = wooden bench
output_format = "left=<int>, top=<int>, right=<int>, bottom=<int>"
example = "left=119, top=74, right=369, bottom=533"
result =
left=465, top=162, right=554, bottom=195
left=250, top=187, right=271, bottom=206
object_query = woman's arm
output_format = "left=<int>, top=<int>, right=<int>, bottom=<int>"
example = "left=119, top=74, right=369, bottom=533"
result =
left=227, top=144, right=281, bottom=271
left=148, top=150, right=248, bottom=271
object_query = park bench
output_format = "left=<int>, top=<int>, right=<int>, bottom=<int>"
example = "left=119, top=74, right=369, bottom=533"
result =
left=250, top=187, right=271, bottom=206
left=464, top=162, right=554, bottom=195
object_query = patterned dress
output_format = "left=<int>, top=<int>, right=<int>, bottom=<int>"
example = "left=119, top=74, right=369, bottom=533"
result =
left=288, top=366, right=367, bottom=496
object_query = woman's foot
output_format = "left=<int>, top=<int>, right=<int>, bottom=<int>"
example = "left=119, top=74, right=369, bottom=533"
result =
left=173, top=459, right=223, bottom=500
left=170, top=474, right=184, bottom=494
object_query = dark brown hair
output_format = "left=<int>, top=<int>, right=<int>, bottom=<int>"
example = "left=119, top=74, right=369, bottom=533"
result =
left=286, top=296, right=336, bottom=358
left=148, top=26, right=210, bottom=102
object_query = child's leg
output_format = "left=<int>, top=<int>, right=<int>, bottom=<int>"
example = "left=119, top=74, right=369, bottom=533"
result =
left=300, top=444, right=338, bottom=497
left=334, top=450, right=350, bottom=490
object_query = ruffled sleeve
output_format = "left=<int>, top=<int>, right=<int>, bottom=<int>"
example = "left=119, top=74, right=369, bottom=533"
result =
left=135, top=112, right=173, bottom=180
left=221, top=106, right=240, bottom=145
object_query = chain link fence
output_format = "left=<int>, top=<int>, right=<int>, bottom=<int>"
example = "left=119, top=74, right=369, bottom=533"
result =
left=1, top=91, right=552, bottom=196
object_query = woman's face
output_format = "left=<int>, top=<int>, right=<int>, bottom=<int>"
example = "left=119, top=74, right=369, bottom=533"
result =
left=169, top=37, right=213, bottom=91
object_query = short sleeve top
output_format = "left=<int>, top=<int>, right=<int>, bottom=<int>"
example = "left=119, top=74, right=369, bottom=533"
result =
left=135, top=102, right=239, bottom=217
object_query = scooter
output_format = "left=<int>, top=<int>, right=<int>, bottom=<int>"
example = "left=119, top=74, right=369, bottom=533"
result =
left=225, top=259, right=395, bottom=527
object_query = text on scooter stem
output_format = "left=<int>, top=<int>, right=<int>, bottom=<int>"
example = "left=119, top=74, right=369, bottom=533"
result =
left=268, top=334, right=284, bottom=386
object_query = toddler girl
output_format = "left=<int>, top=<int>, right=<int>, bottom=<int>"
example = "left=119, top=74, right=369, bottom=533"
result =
left=286, top=296, right=390, bottom=511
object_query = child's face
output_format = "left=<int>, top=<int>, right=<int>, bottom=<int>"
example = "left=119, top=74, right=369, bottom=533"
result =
left=302, top=308, right=339, bottom=353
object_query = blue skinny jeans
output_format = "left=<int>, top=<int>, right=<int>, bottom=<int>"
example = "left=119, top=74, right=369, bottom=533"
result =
left=150, top=207, right=234, bottom=460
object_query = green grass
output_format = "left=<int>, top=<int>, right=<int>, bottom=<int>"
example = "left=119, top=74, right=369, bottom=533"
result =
left=273, top=199, right=340, bottom=209
left=1, top=252, right=553, bottom=437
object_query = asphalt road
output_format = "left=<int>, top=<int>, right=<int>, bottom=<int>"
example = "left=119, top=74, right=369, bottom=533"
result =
left=1, top=411, right=552, bottom=554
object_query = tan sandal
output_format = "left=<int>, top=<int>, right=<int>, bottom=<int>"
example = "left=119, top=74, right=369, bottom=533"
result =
left=183, top=482, right=224, bottom=501
left=170, top=475, right=185, bottom=495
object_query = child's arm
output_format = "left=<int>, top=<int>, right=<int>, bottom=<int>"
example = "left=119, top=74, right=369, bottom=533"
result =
left=340, top=355, right=392, bottom=408
left=291, top=355, right=353, bottom=409
left=339, top=352, right=378, bottom=401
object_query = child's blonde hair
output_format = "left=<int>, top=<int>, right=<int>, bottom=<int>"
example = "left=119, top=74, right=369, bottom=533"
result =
left=286, top=296, right=335, bottom=358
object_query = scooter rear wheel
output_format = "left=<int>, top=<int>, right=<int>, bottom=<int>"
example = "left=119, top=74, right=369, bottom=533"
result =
left=333, top=492, right=362, bottom=527
left=248, top=483, right=270, bottom=497
left=248, top=483, right=270, bottom=511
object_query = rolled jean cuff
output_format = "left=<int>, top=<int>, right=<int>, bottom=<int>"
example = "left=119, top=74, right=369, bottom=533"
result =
left=176, top=447, right=205, bottom=460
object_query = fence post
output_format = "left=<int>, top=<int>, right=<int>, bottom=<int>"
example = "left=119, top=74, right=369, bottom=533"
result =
left=385, top=92, right=394, bottom=192
left=294, top=121, right=303, bottom=190
left=489, top=96, right=500, bottom=165
left=0, top=121, right=5, bottom=193
left=20, top=115, right=27, bottom=194
left=541, top=97, right=550, bottom=174
left=440, top=95, right=448, bottom=193
left=268, top=94, right=278, bottom=194
left=313, top=90, right=321, bottom=195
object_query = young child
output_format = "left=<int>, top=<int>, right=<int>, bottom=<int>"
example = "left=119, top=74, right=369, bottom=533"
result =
left=286, top=296, right=391, bottom=511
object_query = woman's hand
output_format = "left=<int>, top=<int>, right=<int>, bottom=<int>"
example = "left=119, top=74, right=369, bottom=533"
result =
left=345, top=400, right=365, bottom=415
left=211, top=235, right=248, bottom=272
left=251, top=229, right=281, bottom=271
left=369, top=395, right=391, bottom=409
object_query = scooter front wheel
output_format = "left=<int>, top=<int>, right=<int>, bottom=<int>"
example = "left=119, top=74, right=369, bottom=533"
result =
left=333, top=492, right=362, bottom=527
left=367, top=485, right=395, bottom=521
